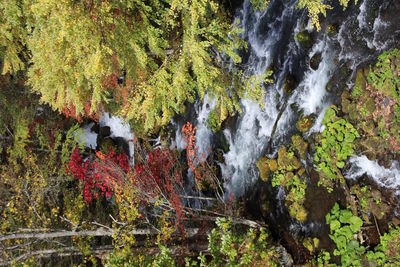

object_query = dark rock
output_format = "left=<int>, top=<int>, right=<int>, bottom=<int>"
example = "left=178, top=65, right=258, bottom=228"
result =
left=99, top=126, right=111, bottom=137
left=90, top=123, right=99, bottom=133
left=326, top=24, right=339, bottom=36
left=283, top=74, right=298, bottom=95
left=310, top=52, right=322, bottom=70
left=295, top=31, right=312, bottom=49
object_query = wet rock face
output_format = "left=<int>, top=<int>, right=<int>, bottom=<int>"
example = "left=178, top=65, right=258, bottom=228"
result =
left=310, top=52, right=322, bottom=70
left=296, top=115, right=314, bottom=134
left=283, top=74, right=299, bottom=96
left=295, top=30, right=312, bottom=49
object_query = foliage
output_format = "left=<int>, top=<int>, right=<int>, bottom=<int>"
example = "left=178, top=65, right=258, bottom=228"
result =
left=350, top=185, right=389, bottom=221
left=326, top=203, right=365, bottom=267
left=250, top=0, right=270, bottom=12
left=0, top=0, right=28, bottom=74
left=110, top=0, right=264, bottom=134
left=367, top=49, right=400, bottom=102
left=262, top=144, right=308, bottom=222
left=202, top=217, right=281, bottom=266
left=26, top=0, right=170, bottom=118
left=0, top=0, right=267, bottom=135
left=342, top=51, right=400, bottom=156
left=314, top=106, right=359, bottom=191
left=132, top=147, right=187, bottom=235
left=67, top=147, right=129, bottom=203
left=297, top=0, right=358, bottom=30
left=367, top=227, right=400, bottom=265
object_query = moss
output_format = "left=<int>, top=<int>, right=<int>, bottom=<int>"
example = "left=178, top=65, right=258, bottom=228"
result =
left=326, top=24, right=338, bottom=36
left=295, top=31, right=312, bottom=48
left=298, top=167, right=305, bottom=177
left=291, top=135, right=308, bottom=159
left=289, top=202, right=307, bottom=222
left=269, top=159, right=278, bottom=172
left=360, top=121, right=376, bottom=136
left=364, top=98, right=376, bottom=115
left=277, top=147, right=301, bottom=171
left=257, top=157, right=278, bottom=182
left=353, top=68, right=367, bottom=98
left=296, top=115, right=314, bottom=133
left=257, top=157, right=270, bottom=182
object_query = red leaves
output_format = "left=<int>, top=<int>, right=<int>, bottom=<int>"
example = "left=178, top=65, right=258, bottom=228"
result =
left=181, top=122, right=214, bottom=188
left=66, top=147, right=129, bottom=203
left=133, top=148, right=185, bottom=234
left=182, top=122, right=199, bottom=180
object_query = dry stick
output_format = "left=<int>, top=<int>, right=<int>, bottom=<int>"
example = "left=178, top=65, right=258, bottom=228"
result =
left=0, top=246, right=114, bottom=266
left=0, top=227, right=201, bottom=242
left=372, top=213, right=381, bottom=237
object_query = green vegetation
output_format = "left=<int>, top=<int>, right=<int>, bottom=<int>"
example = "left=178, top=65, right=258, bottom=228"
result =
left=258, top=137, right=308, bottom=222
left=367, top=227, right=400, bottom=265
left=326, top=203, right=365, bottom=267
left=1, top=0, right=400, bottom=265
left=296, top=115, right=314, bottom=133
left=203, top=218, right=281, bottom=266
left=314, top=106, right=359, bottom=191
left=298, top=0, right=358, bottom=30
left=342, top=49, right=400, bottom=157
left=367, top=49, right=400, bottom=101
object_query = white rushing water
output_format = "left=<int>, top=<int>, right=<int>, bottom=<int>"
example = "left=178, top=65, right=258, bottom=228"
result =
left=219, top=0, right=299, bottom=196
left=357, top=0, right=368, bottom=30
left=195, top=93, right=216, bottom=162
left=297, top=40, right=334, bottom=115
left=78, top=122, right=98, bottom=149
left=347, top=156, right=400, bottom=193
left=190, top=0, right=399, bottom=197
left=218, top=0, right=337, bottom=196
left=100, top=113, right=135, bottom=165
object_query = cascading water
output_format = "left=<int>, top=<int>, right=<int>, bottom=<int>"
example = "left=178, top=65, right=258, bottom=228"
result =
left=194, top=93, right=217, bottom=162
left=220, top=0, right=302, bottom=196
left=189, top=0, right=400, bottom=198
left=219, top=0, right=341, bottom=196
left=347, top=156, right=400, bottom=193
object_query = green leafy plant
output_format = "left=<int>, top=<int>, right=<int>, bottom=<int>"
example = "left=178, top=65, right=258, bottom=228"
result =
left=367, top=227, right=400, bottom=265
left=314, top=106, right=359, bottom=191
left=205, top=218, right=281, bottom=266
left=326, top=203, right=365, bottom=267
left=270, top=146, right=308, bottom=222
left=367, top=49, right=400, bottom=101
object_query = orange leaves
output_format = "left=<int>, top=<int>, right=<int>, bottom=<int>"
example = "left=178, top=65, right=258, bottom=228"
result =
left=61, top=101, right=99, bottom=122
left=182, top=122, right=198, bottom=178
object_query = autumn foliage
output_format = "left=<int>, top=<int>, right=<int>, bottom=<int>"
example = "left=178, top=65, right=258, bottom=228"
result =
left=67, top=147, right=129, bottom=203
left=133, top=148, right=186, bottom=233
left=182, top=122, right=218, bottom=191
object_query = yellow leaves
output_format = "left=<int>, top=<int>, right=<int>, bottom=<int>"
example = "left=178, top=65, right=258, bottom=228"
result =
left=298, top=0, right=358, bottom=31
left=0, top=0, right=28, bottom=74
left=297, top=0, right=332, bottom=31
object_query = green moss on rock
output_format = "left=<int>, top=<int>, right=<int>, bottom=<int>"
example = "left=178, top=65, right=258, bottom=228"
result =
left=296, top=115, right=314, bottom=133
left=291, top=135, right=308, bottom=159
left=295, top=30, right=312, bottom=48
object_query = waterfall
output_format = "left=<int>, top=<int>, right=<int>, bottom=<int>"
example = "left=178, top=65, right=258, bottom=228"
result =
left=100, top=113, right=135, bottom=166
left=188, top=0, right=400, bottom=197
left=219, top=0, right=339, bottom=196
left=347, top=156, right=400, bottom=194
left=194, top=93, right=216, bottom=162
